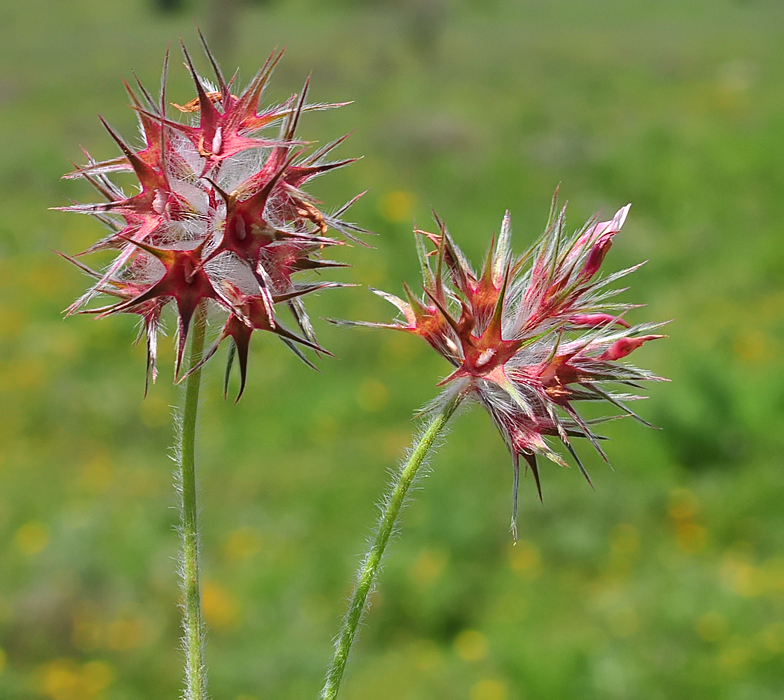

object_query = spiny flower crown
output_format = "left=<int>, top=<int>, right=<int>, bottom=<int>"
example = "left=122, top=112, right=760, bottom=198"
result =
left=58, top=35, right=366, bottom=398
left=344, top=196, right=665, bottom=538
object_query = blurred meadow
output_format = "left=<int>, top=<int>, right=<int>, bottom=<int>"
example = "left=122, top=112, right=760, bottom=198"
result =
left=1, top=0, right=784, bottom=699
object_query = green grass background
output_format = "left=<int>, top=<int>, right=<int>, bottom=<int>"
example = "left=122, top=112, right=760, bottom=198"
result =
left=1, top=0, right=783, bottom=699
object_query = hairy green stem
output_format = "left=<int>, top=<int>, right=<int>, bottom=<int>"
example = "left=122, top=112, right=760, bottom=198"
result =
left=177, top=303, right=209, bottom=700
left=320, top=393, right=464, bottom=700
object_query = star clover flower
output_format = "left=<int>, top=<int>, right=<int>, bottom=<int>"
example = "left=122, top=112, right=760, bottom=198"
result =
left=345, top=197, right=665, bottom=537
left=58, top=36, right=366, bottom=397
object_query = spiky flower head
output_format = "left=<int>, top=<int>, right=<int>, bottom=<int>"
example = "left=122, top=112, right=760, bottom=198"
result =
left=343, top=195, right=665, bottom=538
left=57, top=35, right=366, bottom=398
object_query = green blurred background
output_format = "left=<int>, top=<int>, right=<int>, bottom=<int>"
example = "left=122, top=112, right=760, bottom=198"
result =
left=1, top=0, right=783, bottom=698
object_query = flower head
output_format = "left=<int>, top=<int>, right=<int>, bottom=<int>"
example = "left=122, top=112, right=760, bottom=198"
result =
left=345, top=196, right=665, bottom=537
left=58, top=35, right=366, bottom=398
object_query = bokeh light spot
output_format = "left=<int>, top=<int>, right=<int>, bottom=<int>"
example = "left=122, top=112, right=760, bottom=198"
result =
left=202, top=581, right=240, bottom=631
left=379, top=191, right=415, bottom=223
left=41, top=659, right=80, bottom=700
left=107, top=616, right=147, bottom=651
left=81, top=661, right=115, bottom=695
left=668, top=489, right=707, bottom=554
left=454, top=630, right=488, bottom=662
left=79, top=455, right=113, bottom=495
left=696, top=611, right=729, bottom=642
left=610, top=524, right=640, bottom=557
left=608, top=607, right=639, bottom=638
left=733, top=329, right=771, bottom=363
left=40, top=659, right=114, bottom=700
left=223, top=527, right=263, bottom=562
left=507, top=540, right=542, bottom=580
left=139, top=395, right=170, bottom=428
left=356, top=379, right=388, bottom=412
left=470, top=678, right=508, bottom=700
left=309, top=414, right=340, bottom=445
left=72, top=603, right=102, bottom=652
left=722, top=550, right=767, bottom=598
left=14, top=521, right=49, bottom=556
left=718, top=639, right=752, bottom=677
left=408, top=546, right=450, bottom=587
left=410, top=638, right=442, bottom=671
left=668, top=488, right=698, bottom=521
left=759, top=622, right=784, bottom=654
left=675, top=522, right=708, bottom=554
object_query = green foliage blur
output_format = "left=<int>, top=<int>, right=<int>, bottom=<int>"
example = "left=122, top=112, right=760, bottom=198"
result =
left=1, top=0, right=783, bottom=699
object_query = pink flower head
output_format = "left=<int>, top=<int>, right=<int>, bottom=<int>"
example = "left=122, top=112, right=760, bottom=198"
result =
left=343, top=197, right=665, bottom=538
left=57, top=36, right=367, bottom=397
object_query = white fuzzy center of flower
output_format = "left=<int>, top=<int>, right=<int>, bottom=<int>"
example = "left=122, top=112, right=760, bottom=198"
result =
left=212, top=127, right=223, bottom=155
left=235, top=217, right=247, bottom=240
left=475, top=349, right=496, bottom=368
left=152, top=190, right=167, bottom=215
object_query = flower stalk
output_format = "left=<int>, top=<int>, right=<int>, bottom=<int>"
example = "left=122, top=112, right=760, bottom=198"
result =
left=58, top=35, right=367, bottom=700
left=177, top=301, right=208, bottom=700
left=323, top=199, right=665, bottom=696
left=320, top=392, right=464, bottom=700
